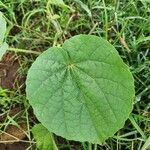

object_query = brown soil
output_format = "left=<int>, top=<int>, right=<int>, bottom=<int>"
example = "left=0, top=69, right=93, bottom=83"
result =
left=0, top=142, right=30, bottom=150
left=0, top=105, right=36, bottom=150
left=0, top=107, right=22, bottom=122
left=0, top=106, right=30, bottom=150
left=0, top=121, right=31, bottom=150
left=0, top=53, right=20, bottom=90
left=0, top=123, right=27, bottom=142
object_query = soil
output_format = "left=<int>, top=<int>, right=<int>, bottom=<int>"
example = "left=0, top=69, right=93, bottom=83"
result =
left=0, top=105, right=31, bottom=150
left=0, top=142, right=30, bottom=150
left=0, top=107, right=22, bottom=122
left=0, top=53, right=20, bottom=90
left=0, top=105, right=37, bottom=150
left=0, top=123, right=27, bottom=142
left=0, top=106, right=35, bottom=150
left=0, top=53, right=32, bottom=150
left=0, top=113, right=32, bottom=150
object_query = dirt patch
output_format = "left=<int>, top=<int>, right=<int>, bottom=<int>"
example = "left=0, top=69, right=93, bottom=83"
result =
left=0, top=53, right=20, bottom=90
left=0, top=106, right=35, bottom=150
left=0, top=142, right=30, bottom=150
left=0, top=107, right=22, bottom=122
left=0, top=123, right=27, bottom=142
left=0, top=121, right=30, bottom=150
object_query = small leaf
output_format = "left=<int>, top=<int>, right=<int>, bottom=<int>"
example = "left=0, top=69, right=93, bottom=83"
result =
left=0, top=11, right=7, bottom=44
left=49, top=0, right=74, bottom=11
left=50, top=0, right=65, bottom=5
left=140, top=0, right=150, bottom=2
left=26, top=35, right=135, bottom=144
left=32, top=124, right=58, bottom=150
left=137, top=36, right=150, bottom=44
left=74, top=0, right=92, bottom=18
left=0, top=42, right=8, bottom=60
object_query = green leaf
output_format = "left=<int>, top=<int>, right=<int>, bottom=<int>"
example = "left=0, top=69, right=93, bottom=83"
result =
left=50, top=0, right=64, bottom=5
left=74, top=0, right=92, bottom=18
left=49, top=0, right=73, bottom=11
left=0, top=12, right=8, bottom=60
left=26, top=35, right=135, bottom=144
left=141, top=136, right=150, bottom=150
left=32, top=124, right=58, bottom=150
left=0, top=11, right=6, bottom=44
left=137, top=36, right=150, bottom=44
left=0, top=42, right=8, bottom=60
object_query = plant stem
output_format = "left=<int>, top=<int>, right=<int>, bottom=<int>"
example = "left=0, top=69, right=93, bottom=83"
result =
left=129, top=115, right=146, bottom=140
left=51, top=134, right=59, bottom=150
left=88, top=143, right=92, bottom=150
left=102, top=0, right=108, bottom=40
left=8, top=47, right=41, bottom=55
left=82, top=142, right=87, bottom=150
left=94, top=144, right=97, bottom=150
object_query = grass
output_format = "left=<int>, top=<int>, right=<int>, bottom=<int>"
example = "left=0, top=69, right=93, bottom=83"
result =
left=0, top=0, right=150, bottom=149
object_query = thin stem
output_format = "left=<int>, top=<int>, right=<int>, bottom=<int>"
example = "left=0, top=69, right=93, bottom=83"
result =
left=94, top=144, right=98, bottom=150
left=51, top=134, right=59, bottom=150
left=8, top=47, right=41, bottom=55
left=129, top=115, right=146, bottom=140
left=0, top=131, right=35, bottom=144
left=88, top=143, right=92, bottom=150
left=102, top=0, right=108, bottom=40
left=82, top=142, right=87, bottom=150
left=0, top=140, right=35, bottom=144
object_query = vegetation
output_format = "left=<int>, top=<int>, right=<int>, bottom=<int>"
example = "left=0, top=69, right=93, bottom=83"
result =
left=0, top=0, right=149, bottom=150
left=26, top=34, right=135, bottom=144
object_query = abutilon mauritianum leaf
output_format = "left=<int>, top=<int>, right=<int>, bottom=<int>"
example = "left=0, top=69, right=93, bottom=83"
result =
left=26, top=35, right=135, bottom=144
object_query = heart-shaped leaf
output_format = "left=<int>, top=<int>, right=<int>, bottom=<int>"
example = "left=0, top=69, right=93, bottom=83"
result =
left=26, top=35, right=135, bottom=144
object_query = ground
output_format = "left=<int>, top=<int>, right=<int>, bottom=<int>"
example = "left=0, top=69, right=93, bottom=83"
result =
left=0, top=0, right=150, bottom=150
